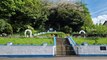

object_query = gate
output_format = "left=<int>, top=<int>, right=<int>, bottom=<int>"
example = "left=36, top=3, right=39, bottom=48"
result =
left=56, top=38, right=76, bottom=56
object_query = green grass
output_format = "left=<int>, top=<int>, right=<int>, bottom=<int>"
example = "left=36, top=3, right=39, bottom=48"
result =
left=0, top=32, right=65, bottom=45
left=73, top=37, right=107, bottom=45
left=0, top=37, right=53, bottom=45
left=0, top=36, right=107, bottom=45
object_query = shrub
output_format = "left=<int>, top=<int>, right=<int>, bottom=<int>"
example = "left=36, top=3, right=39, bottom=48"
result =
left=82, top=25, right=107, bottom=34
left=0, top=19, right=13, bottom=34
left=62, top=26, right=72, bottom=34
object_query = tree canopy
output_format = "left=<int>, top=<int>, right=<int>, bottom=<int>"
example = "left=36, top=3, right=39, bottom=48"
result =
left=45, top=3, right=85, bottom=33
left=0, top=0, right=49, bottom=33
left=82, top=4, right=93, bottom=27
left=0, top=0, right=93, bottom=34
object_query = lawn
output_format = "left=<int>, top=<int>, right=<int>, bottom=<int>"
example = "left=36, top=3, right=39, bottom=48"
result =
left=73, top=37, right=107, bottom=45
left=0, top=36, right=107, bottom=45
left=0, top=32, right=66, bottom=45
left=0, top=37, right=53, bottom=45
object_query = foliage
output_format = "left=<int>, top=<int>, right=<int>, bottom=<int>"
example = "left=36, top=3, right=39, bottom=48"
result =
left=94, top=25, right=107, bottom=34
left=0, top=19, right=13, bottom=34
left=0, top=0, right=93, bottom=34
left=82, top=25, right=107, bottom=34
left=0, top=0, right=16, bottom=18
left=45, top=3, right=84, bottom=33
left=0, top=0, right=49, bottom=33
left=62, top=26, right=72, bottom=34
left=82, top=4, right=93, bottom=28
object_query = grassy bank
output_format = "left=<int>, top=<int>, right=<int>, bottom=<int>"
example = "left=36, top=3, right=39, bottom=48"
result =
left=0, top=36, right=107, bottom=45
left=0, top=37, right=53, bottom=45
left=73, top=37, right=107, bottom=45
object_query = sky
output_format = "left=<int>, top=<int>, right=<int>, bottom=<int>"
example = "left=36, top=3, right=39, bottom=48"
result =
left=84, top=0, right=107, bottom=24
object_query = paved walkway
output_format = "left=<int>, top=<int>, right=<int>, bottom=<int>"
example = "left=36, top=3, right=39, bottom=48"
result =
left=0, top=57, right=107, bottom=60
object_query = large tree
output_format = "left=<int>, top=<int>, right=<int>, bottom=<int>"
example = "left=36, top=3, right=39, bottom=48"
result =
left=45, top=3, right=84, bottom=33
left=0, top=0, right=17, bottom=19
left=0, top=0, right=93, bottom=33
left=0, top=0, right=48, bottom=33
left=81, top=4, right=93, bottom=31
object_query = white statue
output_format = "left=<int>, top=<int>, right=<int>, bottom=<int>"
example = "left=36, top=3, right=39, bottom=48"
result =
left=24, top=29, right=33, bottom=38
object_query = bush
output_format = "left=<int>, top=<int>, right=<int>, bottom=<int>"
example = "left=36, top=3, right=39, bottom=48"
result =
left=4, top=23, right=13, bottom=34
left=0, top=19, right=13, bottom=34
left=82, top=25, right=107, bottom=34
left=62, top=26, right=72, bottom=34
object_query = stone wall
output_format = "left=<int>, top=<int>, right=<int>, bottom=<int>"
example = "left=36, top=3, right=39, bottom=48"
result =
left=0, top=46, right=55, bottom=56
left=77, top=45, right=107, bottom=55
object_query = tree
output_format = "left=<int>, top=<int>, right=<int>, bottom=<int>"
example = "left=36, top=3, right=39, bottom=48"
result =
left=82, top=4, right=93, bottom=28
left=0, top=0, right=93, bottom=34
left=20, top=0, right=49, bottom=31
left=0, top=0, right=49, bottom=33
left=45, top=3, right=84, bottom=32
left=0, top=0, right=17, bottom=19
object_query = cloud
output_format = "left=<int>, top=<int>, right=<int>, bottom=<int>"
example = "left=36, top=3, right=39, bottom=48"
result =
left=92, top=15, right=107, bottom=24
left=92, top=8, right=107, bottom=15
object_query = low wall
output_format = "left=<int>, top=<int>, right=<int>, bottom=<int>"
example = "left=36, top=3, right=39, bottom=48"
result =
left=77, top=45, right=107, bottom=56
left=0, top=46, right=55, bottom=57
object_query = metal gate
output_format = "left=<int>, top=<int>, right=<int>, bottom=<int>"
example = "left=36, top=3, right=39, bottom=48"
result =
left=56, top=38, right=76, bottom=56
